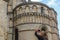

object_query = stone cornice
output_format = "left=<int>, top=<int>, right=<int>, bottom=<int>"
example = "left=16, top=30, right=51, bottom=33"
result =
left=14, top=23, right=58, bottom=30
left=13, top=12, right=57, bottom=24
left=13, top=2, right=57, bottom=15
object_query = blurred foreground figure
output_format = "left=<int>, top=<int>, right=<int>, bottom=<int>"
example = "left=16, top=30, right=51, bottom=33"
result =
left=35, top=29, right=48, bottom=40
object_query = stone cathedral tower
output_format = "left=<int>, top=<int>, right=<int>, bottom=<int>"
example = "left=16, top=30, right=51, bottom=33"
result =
left=0, top=0, right=59, bottom=40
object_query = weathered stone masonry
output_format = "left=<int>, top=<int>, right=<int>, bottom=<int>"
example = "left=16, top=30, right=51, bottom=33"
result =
left=0, top=0, right=59, bottom=40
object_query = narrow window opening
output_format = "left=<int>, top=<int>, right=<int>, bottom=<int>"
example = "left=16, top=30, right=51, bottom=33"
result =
left=41, top=7, right=44, bottom=13
left=32, top=5, right=37, bottom=12
left=15, top=28, right=18, bottom=40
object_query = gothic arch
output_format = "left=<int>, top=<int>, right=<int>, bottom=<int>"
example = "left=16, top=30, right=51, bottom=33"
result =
left=32, top=5, right=38, bottom=12
left=25, top=5, right=30, bottom=12
left=41, top=6, right=44, bottom=13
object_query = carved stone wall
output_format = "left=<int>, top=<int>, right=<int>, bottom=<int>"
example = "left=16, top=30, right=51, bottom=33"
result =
left=0, top=0, right=9, bottom=40
left=0, top=0, right=59, bottom=40
left=13, top=2, right=58, bottom=40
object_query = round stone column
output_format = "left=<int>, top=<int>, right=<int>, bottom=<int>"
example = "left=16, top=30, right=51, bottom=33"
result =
left=17, top=24, right=41, bottom=40
left=13, top=2, right=58, bottom=40
left=0, top=0, right=9, bottom=40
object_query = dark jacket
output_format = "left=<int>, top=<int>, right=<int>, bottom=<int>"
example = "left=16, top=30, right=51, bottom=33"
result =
left=35, top=32, right=44, bottom=40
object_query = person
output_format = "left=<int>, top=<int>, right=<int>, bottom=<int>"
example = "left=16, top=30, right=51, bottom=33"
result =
left=35, top=29, right=44, bottom=40
left=35, top=29, right=48, bottom=40
left=43, top=32, right=48, bottom=40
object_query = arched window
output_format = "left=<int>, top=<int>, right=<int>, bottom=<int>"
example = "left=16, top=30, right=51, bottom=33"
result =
left=32, top=5, right=37, bottom=12
left=41, top=7, right=44, bottom=13
left=25, top=5, right=30, bottom=12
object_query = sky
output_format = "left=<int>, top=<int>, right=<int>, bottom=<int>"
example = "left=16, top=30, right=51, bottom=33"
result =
left=30, top=0, right=60, bottom=35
